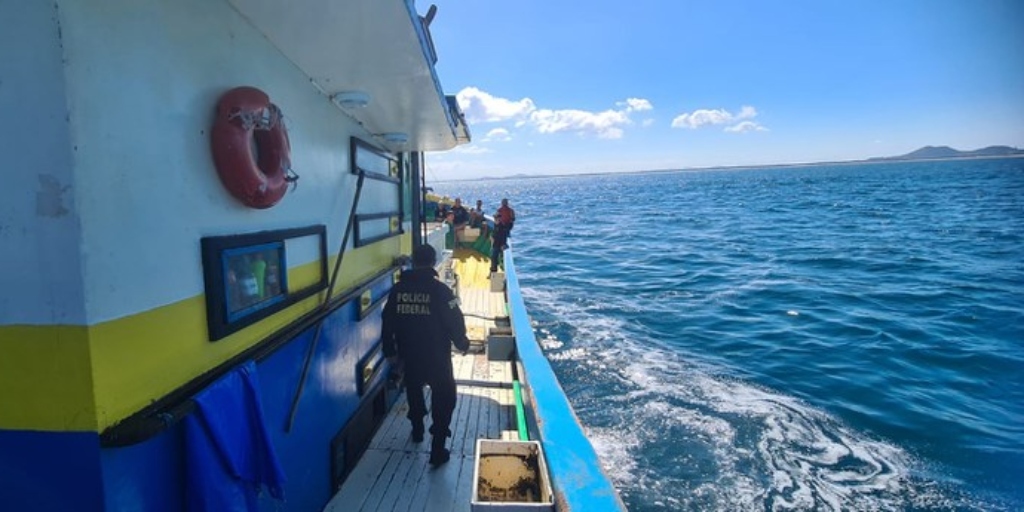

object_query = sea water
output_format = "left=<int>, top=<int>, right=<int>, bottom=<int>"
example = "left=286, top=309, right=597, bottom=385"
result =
left=433, top=158, right=1024, bottom=511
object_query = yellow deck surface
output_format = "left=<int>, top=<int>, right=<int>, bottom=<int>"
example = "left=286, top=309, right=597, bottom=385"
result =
left=450, top=248, right=492, bottom=290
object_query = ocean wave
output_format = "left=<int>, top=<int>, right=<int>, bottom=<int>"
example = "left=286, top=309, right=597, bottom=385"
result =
left=525, top=286, right=999, bottom=511
left=439, top=159, right=1024, bottom=510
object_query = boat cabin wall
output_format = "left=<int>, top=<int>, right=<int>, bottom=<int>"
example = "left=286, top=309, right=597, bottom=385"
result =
left=1, top=0, right=416, bottom=429
left=0, top=2, right=86, bottom=326
left=0, top=1, right=471, bottom=510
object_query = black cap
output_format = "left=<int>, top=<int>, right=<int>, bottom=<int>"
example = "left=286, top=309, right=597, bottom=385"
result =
left=412, top=244, right=436, bottom=268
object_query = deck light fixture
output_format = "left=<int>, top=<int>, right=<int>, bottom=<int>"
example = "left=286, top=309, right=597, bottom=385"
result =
left=331, top=91, right=371, bottom=109
left=380, top=132, right=409, bottom=145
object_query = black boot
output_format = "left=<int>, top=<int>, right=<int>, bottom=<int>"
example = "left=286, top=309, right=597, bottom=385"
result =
left=429, top=437, right=450, bottom=466
left=410, top=419, right=424, bottom=443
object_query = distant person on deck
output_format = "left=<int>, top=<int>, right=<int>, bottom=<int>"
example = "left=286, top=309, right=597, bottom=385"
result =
left=450, top=198, right=469, bottom=227
left=470, top=199, right=484, bottom=228
left=381, top=245, right=470, bottom=466
left=490, top=221, right=509, bottom=274
left=496, top=198, right=515, bottom=236
left=449, top=198, right=470, bottom=243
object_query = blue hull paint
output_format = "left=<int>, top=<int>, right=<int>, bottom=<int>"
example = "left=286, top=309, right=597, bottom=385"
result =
left=0, top=430, right=105, bottom=511
left=0, top=276, right=393, bottom=511
left=504, top=247, right=626, bottom=511
left=1, top=255, right=626, bottom=510
left=101, top=424, right=185, bottom=511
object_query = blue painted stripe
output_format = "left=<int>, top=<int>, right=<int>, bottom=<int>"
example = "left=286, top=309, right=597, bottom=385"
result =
left=503, top=247, right=626, bottom=511
left=0, top=430, right=104, bottom=511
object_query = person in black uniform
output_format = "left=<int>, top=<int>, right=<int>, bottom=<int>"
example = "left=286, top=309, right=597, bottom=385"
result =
left=490, top=222, right=509, bottom=274
left=381, top=244, right=470, bottom=466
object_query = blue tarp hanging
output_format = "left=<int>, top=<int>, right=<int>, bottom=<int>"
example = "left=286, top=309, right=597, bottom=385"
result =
left=184, top=360, right=286, bottom=511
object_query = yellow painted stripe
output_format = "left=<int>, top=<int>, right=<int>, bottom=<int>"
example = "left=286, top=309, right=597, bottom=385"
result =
left=0, top=326, right=97, bottom=430
left=0, top=236, right=408, bottom=432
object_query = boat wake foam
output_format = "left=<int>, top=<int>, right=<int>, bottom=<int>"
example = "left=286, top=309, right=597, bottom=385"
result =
left=525, top=287, right=998, bottom=511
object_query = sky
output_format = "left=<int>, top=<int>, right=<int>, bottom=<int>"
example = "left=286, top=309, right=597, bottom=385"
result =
left=422, top=0, right=1024, bottom=181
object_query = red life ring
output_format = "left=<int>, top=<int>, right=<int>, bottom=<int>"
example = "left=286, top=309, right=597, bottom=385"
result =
left=211, top=86, right=295, bottom=209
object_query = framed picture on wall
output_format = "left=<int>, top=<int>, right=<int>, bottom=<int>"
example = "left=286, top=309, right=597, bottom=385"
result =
left=201, top=225, right=327, bottom=341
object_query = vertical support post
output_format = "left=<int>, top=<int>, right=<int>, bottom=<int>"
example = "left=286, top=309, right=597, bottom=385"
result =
left=411, top=151, right=424, bottom=247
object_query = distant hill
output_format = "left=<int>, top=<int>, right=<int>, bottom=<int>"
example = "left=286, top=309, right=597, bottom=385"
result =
left=871, top=145, right=1024, bottom=161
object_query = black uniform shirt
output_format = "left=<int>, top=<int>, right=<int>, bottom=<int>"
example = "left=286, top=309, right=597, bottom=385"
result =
left=381, top=268, right=469, bottom=380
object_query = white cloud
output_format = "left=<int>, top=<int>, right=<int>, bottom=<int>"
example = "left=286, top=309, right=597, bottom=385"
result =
left=456, top=87, right=535, bottom=123
left=456, top=87, right=652, bottom=139
left=529, top=108, right=629, bottom=139
left=642, top=119, right=655, bottom=127
left=724, top=121, right=767, bottom=133
left=737, top=105, right=757, bottom=119
left=618, top=98, right=653, bottom=112
left=671, top=108, right=733, bottom=129
left=671, top=105, right=767, bottom=133
left=483, top=128, right=511, bottom=142
left=452, top=144, right=492, bottom=154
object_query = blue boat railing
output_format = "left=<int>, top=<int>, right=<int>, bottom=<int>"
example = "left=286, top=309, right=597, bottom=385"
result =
left=503, top=246, right=626, bottom=511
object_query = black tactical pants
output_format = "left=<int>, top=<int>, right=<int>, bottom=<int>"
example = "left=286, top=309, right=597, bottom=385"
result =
left=405, top=373, right=457, bottom=438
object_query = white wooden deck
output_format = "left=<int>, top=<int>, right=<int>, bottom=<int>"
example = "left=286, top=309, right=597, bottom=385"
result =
left=325, top=251, right=515, bottom=512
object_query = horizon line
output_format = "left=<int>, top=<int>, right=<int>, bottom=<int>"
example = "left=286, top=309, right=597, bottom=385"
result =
left=430, top=152, right=1024, bottom=184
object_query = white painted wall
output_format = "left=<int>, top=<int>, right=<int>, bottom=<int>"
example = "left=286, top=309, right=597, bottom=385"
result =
left=0, top=2, right=87, bottom=325
left=10, top=0, right=386, bottom=324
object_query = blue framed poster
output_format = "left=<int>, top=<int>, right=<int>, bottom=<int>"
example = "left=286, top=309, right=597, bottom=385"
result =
left=201, top=225, right=327, bottom=341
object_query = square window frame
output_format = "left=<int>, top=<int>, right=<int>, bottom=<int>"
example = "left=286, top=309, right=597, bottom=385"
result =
left=201, top=225, right=328, bottom=341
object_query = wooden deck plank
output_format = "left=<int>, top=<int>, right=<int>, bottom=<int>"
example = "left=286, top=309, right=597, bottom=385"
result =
left=461, top=387, right=484, bottom=455
left=374, top=451, right=419, bottom=512
left=487, top=362, right=502, bottom=439
left=405, top=454, right=439, bottom=511
left=323, top=448, right=390, bottom=511
left=487, top=385, right=500, bottom=440
left=456, top=388, right=476, bottom=456
left=478, top=380, right=494, bottom=442
left=453, top=353, right=472, bottom=380
left=452, top=455, right=478, bottom=512
left=451, top=454, right=478, bottom=512
left=456, top=388, right=480, bottom=457
left=390, top=452, right=431, bottom=512
left=450, top=375, right=475, bottom=456
left=499, top=372, right=511, bottom=443
left=497, top=386, right=509, bottom=441
left=421, top=451, right=468, bottom=512
left=359, top=450, right=407, bottom=511
left=373, top=401, right=408, bottom=451
left=476, top=385, right=491, bottom=445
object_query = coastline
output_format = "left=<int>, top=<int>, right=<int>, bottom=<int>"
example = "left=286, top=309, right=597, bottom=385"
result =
left=439, top=153, right=1024, bottom=183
